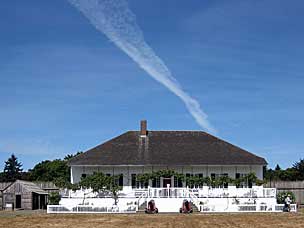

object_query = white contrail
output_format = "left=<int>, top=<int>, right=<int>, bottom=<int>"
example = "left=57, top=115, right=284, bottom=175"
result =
left=67, top=0, right=216, bottom=133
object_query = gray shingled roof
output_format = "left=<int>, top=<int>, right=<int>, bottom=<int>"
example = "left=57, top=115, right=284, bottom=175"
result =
left=3, top=180, right=49, bottom=194
left=69, top=131, right=267, bottom=166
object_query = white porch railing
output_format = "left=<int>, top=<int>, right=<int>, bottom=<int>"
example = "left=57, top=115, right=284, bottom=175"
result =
left=60, top=186, right=276, bottom=199
left=141, top=186, right=276, bottom=199
left=47, top=205, right=137, bottom=214
left=200, top=204, right=297, bottom=213
left=197, top=186, right=276, bottom=198
left=147, top=187, right=190, bottom=198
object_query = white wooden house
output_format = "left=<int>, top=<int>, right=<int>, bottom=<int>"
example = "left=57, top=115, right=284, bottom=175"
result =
left=69, top=120, right=266, bottom=190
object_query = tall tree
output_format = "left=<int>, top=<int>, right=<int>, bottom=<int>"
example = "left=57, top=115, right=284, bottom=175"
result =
left=3, top=154, right=23, bottom=181
left=292, top=158, right=304, bottom=180
left=29, top=151, right=83, bottom=183
left=275, top=164, right=281, bottom=171
left=29, top=159, right=70, bottom=182
left=64, top=151, right=83, bottom=161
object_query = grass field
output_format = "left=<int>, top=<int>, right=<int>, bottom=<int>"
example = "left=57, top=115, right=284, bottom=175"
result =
left=0, top=209, right=303, bottom=228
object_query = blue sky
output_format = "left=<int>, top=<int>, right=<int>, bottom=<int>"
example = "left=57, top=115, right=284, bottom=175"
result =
left=0, top=0, right=303, bottom=170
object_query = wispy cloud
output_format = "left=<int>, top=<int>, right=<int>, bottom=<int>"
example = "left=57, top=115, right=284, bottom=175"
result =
left=67, top=0, right=216, bottom=133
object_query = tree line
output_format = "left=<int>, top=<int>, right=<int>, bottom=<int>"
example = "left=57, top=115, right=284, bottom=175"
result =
left=0, top=153, right=303, bottom=184
left=264, top=160, right=304, bottom=181
left=0, top=152, right=82, bottom=184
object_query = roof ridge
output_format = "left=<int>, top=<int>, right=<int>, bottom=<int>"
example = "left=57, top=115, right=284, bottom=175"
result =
left=128, top=130, right=206, bottom=132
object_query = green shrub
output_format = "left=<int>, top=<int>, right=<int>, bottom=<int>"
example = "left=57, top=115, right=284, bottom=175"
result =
left=276, top=191, right=296, bottom=204
left=48, top=192, right=61, bottom=205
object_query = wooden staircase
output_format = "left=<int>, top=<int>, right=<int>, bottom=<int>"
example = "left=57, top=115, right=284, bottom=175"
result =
left=136, top=201, right=147, bottom=213
left=189, top=201, right=199, bottom=213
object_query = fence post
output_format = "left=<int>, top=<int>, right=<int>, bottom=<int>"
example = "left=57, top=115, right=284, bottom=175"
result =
left=167, top=184, right=170, bottom=198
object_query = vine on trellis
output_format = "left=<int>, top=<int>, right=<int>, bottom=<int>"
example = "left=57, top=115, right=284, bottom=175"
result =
left=136, top=170, right=263, bottom=187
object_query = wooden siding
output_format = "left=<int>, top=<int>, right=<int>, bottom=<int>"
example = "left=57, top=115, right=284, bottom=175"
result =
left=2, top=182, right=33, bottom=210
left=0, top=181, right=56, bottom=210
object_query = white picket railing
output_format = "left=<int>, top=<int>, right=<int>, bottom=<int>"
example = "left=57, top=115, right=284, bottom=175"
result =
left=200, top=204, right=297, bottom=213
left=48, top=203, right=297, bottom=214
left=60, top=186, right=276, bottom=199
left=147, top=187, right=190, bottom=198
left=47, top=205, right=137, bottom=214
left=141, top=187, right=276, bottom=199
left=196, top=187, right=276, bottom=198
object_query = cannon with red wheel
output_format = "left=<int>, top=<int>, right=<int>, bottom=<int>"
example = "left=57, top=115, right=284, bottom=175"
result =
left=179, top=199, right=193, bottom=213
left=145, top=200, right=158, bottom=214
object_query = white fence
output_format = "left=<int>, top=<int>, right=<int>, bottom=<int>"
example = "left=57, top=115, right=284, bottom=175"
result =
left=48, top=203, right=297, bottom=214
left=60, top=186, right=276, bottom=199
left=200, top=204, right=297, bottom=213
left=47, top=205, right=137, bottom=214
left=142, top=186, right=276, bottom=198
left=195, top=186, right=276, bottom=198
left=147, top=188, right=190, bottom=198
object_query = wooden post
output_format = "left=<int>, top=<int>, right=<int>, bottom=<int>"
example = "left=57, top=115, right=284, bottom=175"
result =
left=38, top=194, right=41, bottom=210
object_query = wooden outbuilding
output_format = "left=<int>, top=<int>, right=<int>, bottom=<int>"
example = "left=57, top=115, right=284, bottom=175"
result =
left=0, top=182, right=12, bottom=210
left=2, top=180, right=48, bottom=210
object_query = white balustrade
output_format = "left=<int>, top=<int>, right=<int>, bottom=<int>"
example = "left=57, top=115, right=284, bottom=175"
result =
left=47, top=205, right=137, bottom=214
left=200, top=204, right=297, bottom=213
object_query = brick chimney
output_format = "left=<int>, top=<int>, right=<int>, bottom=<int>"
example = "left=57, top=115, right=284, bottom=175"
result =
left=140, top=120, right=147, bottom=136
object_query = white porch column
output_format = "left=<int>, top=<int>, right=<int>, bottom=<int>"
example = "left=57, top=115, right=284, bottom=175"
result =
left=70, top=166, right=74, bottom=184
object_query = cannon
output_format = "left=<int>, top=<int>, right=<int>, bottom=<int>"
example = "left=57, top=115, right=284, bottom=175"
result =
left=145, top=200, right=158, bottom=214
left=179, top=199, right=193, bottom=213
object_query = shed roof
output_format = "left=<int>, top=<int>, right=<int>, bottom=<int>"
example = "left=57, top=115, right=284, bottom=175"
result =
left=3, top=180, right=49, bottom=194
